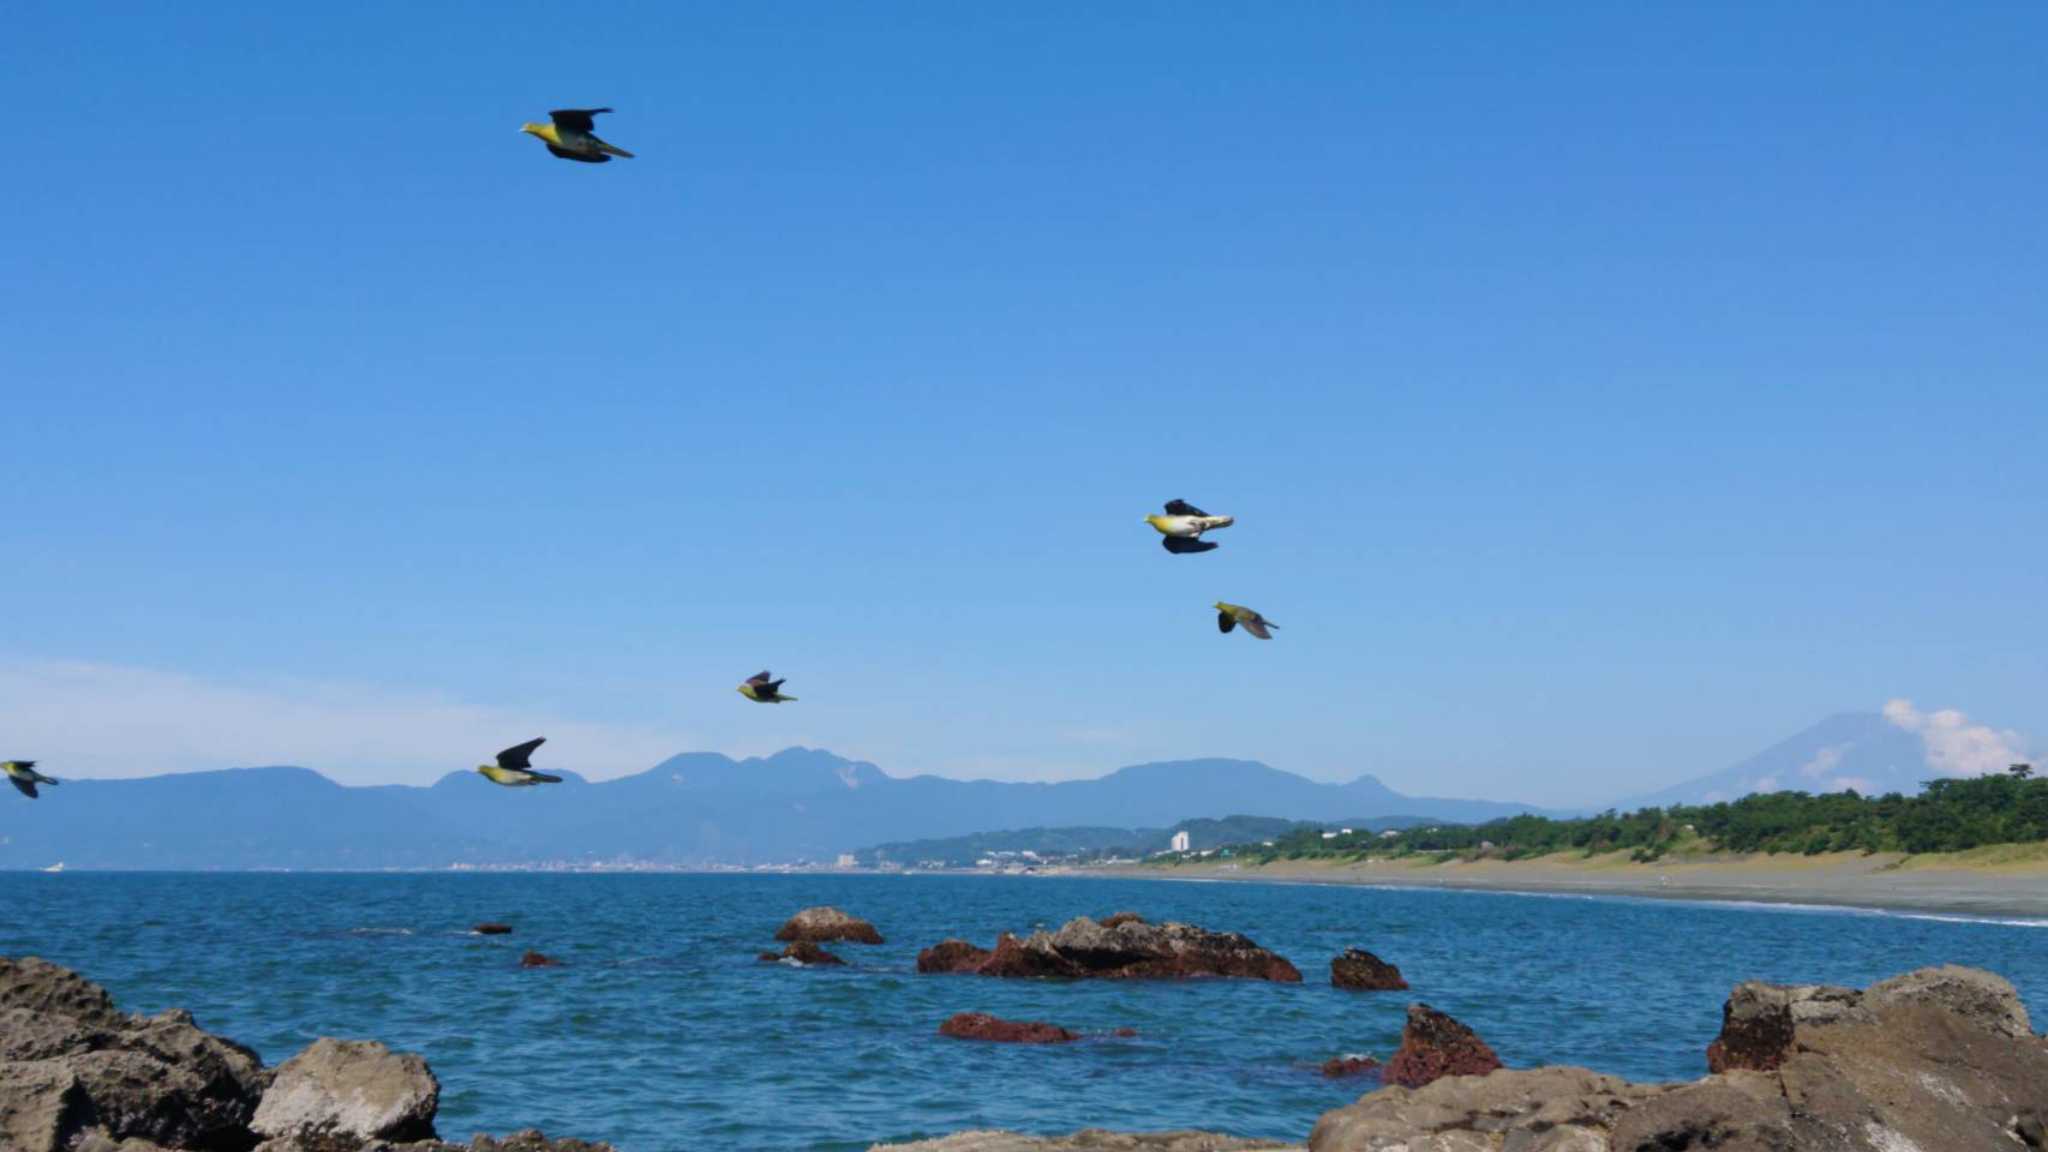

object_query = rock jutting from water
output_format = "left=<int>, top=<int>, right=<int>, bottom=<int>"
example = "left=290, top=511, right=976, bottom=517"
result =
left=1328, top=950, right=1406, bottom=992
left=517, top=951, right=560, bottom=968
left=471, top=924, right=513, bottom=936
left=758, top=941, right=847, bottom=966
left=938, top=1012, right=1079, bottom=1044
left=1378, top=1004, right=1502, bottom=1089
left=914, top=915, right=1302, bottom=982
left=775, top=906, right=885, bottom=945
left=0, top=955, right=613, bottom=1152
left=884, top=965, right=2048, bottom=1152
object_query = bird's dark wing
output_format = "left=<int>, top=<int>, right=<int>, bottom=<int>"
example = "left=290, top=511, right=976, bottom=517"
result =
left=746, top=671, right=774, bottom=686
left=1163, top=536, right=1218, bottom=554
left=549, top=108, right=612, bottom=132
left=9, top=775, right=37, bottom=799
left=545, top=144, right=609, bottom=163
left=1164, top=500, right=1209, bottom=517
left=1241, top=616, right=1274, bottom=639
left=1217, top=611, right=1237, bottom=634
left=497, top=738, right=546, bottom=770
left=16, top=761, right=34, bottom=770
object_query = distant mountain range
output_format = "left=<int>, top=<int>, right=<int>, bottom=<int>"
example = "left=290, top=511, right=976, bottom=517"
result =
left=1625, top=711, right=1938, bottom=808
left=0, top=750, right=1550, bottom=870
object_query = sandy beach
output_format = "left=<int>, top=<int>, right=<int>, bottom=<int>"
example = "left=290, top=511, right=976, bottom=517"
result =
left=1082, top=845, right=2048, bottom=920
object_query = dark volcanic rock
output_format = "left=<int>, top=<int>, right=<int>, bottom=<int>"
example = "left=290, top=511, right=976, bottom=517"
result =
left=773, top=906, right=883, bottom=945
left=1319, top=1055, right=1381, bottom=1079
left=0, top=957, right=267, bottom=1152
left=1310, top=966, right=2048, bottom=1152
left=758, top=941, right=845, bottom=967
left=917, top=940, right=994, bottom=973
left=0, top=957, right=620, bottom=1152
left=1328, top=950, right=1406, bottom=992
left=921, top=917, right=1301, bottom=982
left=471, top=924, right=513, bottom=936
left=938, top=1012, right=1079, bottom=1044
left=1379, top=1004, right=1502, bottom=1089
left=517, top=952, right=559, bottom=969
left=1099, top=912, right=1146, bottom=928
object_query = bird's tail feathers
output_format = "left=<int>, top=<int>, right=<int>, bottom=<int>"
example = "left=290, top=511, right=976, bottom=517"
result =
left=530, top=772, right=563, bottom=784
left=598, top=141, right=636, bottom=158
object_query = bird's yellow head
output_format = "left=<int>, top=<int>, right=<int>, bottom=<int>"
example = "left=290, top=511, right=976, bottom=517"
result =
left=520, top=122, right=561, bottom=145
left=475, top=764, right=495, bottom=777
left=1144, top=515, right=1169, bottom=532
left=1214, top=601, right=1231, bottom=612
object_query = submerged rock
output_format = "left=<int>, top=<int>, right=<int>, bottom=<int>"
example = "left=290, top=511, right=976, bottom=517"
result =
left=919, top=917, right=1300, bottom=982
left=1328, top=950, right=1406, bottom=992
left=938, top=1012, right=1078, bottom=1044
left=517, top=952, right=559, bottom=969
left=917, top=940, right=994, bottom=973
left=1318, top=1055, right=1381, bottom=1079
left=774, top=906, right=884, bottom=945
left=251, top=1038, right=439, bottom=1144
left=1310, top=966, right=2048, bottom=1152
left=471, top=924, right=513, bottom=936
left=1379, top=1004, right=1502, bottom=1089
left=758, top=941, right=846, bottom=967
left=869, top=1132, right=1300, bottom=1151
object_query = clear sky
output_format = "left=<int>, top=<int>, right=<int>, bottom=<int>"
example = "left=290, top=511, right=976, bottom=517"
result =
left=3, top=3, right=2042, bottom=805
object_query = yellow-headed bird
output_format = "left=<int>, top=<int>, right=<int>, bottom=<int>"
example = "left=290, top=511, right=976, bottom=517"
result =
left=476, top=738, right=563, bottom=786
left=1145, top=499, right=1235, bottom=554
left=1215, top=601, right=1278, bottom=639
left=520, top=108, right=636, bottom=163
left=4, top=761, right=58, bottom=799
left=738, top=671, right=796, bottom=703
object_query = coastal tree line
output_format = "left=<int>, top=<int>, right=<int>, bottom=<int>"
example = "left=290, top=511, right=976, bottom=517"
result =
left=1228, top=765, right=2043, bottom=863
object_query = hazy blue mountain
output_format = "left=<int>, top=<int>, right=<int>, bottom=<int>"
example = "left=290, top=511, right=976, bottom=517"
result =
left=0, top=749, right=1548, bottom=870
left=1626, top=711, right=1932, bottom=808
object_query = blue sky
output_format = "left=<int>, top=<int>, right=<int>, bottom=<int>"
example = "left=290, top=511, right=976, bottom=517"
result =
left=2, top=3, right=2042, bottom=804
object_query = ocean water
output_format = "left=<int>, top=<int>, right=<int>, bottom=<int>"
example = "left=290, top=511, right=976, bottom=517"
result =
left=3, top=873, right=2044, bottom=1151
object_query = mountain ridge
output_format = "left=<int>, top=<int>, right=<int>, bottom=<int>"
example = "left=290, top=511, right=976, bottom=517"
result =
left=0, top=748, right=1547, bottom=870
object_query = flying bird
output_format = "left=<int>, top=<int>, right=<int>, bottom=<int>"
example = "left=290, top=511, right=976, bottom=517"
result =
left=738, top=671, right=796, bottom=703
left=4, top=761, right=59, bottom=800
left=1214, top=601, right=1277, bottom=639
left=520, top=108, right=636, bottom=163
left=1145, top=500, right=1235, bottom=554
left=476, top=739, right=563, bottom=787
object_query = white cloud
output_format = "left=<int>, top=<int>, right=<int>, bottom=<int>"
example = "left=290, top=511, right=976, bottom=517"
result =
left=1797, top=743, right=1847, bottom=779
left=1882, top=698, right=2029, bottom=778
left=0, top=660, right=695, bottom=785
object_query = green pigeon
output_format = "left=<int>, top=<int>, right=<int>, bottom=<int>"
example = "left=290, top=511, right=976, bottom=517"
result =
left=1145, top=499, right=1235, bottom=554
left=476, top=738, right=563, bottom=786
left=520, top=108, right=636, bottom=163
left=4, top=761, right=58, bottom=799
left=1215, top=601, right=1277, bottom=640
left=738, top=671, right=796, bottom=703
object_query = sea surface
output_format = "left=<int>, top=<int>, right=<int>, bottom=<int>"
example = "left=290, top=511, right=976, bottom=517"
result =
left=3, top=873, right=2045, bottom=1151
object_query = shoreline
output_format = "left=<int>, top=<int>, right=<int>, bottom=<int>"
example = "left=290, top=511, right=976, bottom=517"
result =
left=1066, top=848, right=2048, bottom=921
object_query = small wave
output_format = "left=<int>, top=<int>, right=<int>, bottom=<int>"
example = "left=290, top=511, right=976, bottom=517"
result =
left=1883, top=912, right=2048, bottom=929
left=347, top=927, right=416, bottom=936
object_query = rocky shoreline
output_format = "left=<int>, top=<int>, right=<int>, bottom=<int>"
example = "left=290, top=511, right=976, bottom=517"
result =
left=873, top=964, right=2048, bottom=1152
left=11, top=904, right=2046, bottom=1152
left=0, top=957, right=609, bottom=1152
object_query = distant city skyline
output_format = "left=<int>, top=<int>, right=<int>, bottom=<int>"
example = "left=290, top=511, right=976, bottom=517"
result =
left=4, top=4, right=2044, bottom=806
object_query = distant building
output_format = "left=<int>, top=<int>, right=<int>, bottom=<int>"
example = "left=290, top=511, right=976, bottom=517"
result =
left=835, top=853, right=857, bottom=869
left=1170, top=830, right=1191, bottom=852
left=1321, top=831, right=1339, bottom=840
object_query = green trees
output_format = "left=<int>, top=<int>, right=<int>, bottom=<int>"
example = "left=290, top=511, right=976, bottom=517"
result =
left=1228, top=765, right=2045, bottom=862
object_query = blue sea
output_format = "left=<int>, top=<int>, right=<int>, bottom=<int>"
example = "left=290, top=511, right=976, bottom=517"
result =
left=3, top=873, right=2044, bottom=1151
